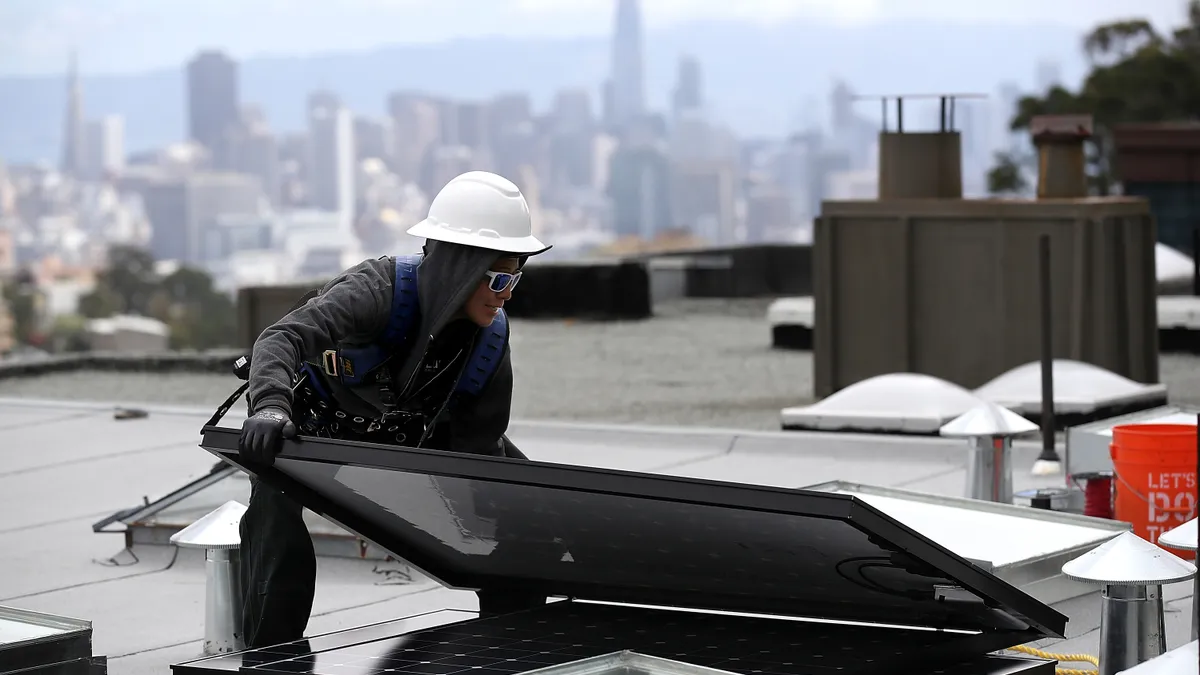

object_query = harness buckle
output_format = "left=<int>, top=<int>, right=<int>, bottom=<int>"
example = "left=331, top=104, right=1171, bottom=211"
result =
left=321, top=349, right=339, bottom=377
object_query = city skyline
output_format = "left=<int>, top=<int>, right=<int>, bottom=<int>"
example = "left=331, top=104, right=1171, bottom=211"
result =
left=3, top=0, right=941, bottom=297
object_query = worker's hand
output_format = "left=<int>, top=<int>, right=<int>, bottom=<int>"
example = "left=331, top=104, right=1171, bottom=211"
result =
left=239, top=406, right=297, bottom=466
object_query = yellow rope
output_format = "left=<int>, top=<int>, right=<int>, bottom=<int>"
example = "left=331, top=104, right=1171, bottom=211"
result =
left=1007, top=644, right=1099, bottom=675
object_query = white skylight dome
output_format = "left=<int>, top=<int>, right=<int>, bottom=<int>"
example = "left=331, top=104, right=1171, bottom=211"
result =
left=973, top=359, right=1167, bottom=415
left=781, top=373, right=988, bottom=434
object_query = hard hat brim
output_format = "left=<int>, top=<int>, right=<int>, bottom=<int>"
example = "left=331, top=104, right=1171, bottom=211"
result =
left=406, top=218, right=552, bottom=255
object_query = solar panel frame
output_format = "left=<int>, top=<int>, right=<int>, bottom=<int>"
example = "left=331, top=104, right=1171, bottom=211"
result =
left=197, top=426, right=1065, bottom=640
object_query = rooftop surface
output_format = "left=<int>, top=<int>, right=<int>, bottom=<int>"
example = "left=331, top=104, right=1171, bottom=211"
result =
left=3, top=299, right=1200, bottom=431
left=2, top=396, right=1195, bottom=674
left=1, top=299, right=1197, bottom=674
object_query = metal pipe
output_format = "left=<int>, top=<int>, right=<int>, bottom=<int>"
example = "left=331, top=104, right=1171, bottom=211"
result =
left=1192, top=573, right=1199, bottom=642
left=965, top=436, right=1013, bottom=504
left=1037, top=234, right=1061, bottom=464
left=1096, top=584, right=1166, bottom=675
left=1156, top=490, right=1198, bottom=643
left=168, top=500, right=248, bottom=657
left=1062, top=532, right=1195, bottom=675
left=204, top=548, right=245, bottom=655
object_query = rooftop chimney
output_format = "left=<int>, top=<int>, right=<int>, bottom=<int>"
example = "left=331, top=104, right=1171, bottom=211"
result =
left=1030, top=114, right=1093, bottom=199
left=871, top=94, right=981, bottom=200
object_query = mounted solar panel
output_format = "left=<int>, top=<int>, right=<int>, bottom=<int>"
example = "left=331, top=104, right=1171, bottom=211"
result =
left=174, top=427, right=1066, bottom=675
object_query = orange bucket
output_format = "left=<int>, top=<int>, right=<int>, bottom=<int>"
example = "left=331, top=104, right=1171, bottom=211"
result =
left=1110, top=423, right=1198, bottom=559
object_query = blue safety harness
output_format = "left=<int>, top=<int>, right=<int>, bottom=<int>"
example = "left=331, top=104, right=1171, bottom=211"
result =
left=300, top=254, right=508, bottom=406
left=208, top=255, right=508, bottom=442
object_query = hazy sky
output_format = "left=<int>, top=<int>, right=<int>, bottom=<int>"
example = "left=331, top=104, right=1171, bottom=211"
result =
left=0, top=0, right=1189, bottom=76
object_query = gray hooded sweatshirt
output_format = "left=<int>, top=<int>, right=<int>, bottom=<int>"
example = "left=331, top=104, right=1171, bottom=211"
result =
left=246, top=240, right=513, bottom=455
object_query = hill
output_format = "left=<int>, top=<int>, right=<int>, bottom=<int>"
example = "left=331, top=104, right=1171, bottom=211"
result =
left=0, top=19, right=1086, bottom=164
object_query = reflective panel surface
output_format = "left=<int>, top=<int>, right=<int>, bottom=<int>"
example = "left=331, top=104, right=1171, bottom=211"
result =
left=176, top=602, right=1043, bottom=675
left=199, top=428, right=1065, bottom=637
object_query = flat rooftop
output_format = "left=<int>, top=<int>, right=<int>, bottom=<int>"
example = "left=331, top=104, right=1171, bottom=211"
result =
left=1, top=299, right=1196, bottom=674
left=3, top=299, right=1200, bottom=431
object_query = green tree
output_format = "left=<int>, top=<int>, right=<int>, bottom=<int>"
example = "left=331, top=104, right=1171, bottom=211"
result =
left=49, top=314, right=90, bottom=353
left=988, top=2, right=1200, bottom=195
left=77, top=245, right=238, bottom=351
left=153, top=267, right=237, bottom=350
left=79, top=245, right=159, bottom=316
left=986, top=150, right=1031, bottom=196
left=77, top=284, right=120, bottom=319
left=1, top=270, right=44, bottom=346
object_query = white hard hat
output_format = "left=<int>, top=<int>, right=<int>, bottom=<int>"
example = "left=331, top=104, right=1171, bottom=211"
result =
left=407, top=171, right=551, bottom=255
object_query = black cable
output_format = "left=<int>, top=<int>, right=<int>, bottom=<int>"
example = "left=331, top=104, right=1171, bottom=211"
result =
left=834, top=556, right=944, bottom=601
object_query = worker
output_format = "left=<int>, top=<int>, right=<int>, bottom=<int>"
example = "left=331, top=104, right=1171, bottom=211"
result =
left=235, top=171, right=551, bottom=648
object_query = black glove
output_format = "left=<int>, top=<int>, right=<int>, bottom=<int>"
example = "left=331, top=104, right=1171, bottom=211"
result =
left=239, top=406, right=297, bottom=466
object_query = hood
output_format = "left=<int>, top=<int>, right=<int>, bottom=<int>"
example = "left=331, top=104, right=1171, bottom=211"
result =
left=415, top=239, right=502, bottom=339
left=392, top=240, right=502, bottom=392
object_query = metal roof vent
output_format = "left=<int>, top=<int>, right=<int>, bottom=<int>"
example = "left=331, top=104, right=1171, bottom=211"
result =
left=1160, top=518, right=1198, bottom=552
left=1158, top=518, right=1199, bottom=643
left=170, top=500, right=246, bottom=550
left=940, top=401, right=1038, bottom=504
left=940, top=401, right=1038, bottom=438
left=171, top=500, right=247, bottom=656
left=1062, top=531, right=1196, bottom=674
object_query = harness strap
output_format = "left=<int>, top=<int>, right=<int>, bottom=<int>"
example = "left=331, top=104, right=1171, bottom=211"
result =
left=208, top=256, right=510, bottom=435
left=205, top=288, right=319, bottom=431
left=456, top=310, right=508, bottom=397
left=203, top=381, right=248, bottom=431
left=382, top=255, right=421, bottom=346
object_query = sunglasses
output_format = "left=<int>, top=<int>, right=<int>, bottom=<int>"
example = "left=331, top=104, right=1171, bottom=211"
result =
left=484, top=270, right=522, bottom=293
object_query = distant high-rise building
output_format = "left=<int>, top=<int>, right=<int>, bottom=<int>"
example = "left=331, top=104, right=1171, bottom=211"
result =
left=307, top=91, right=355, bottom=219
left=435, top=99, right=461, bottom=146
left=672, top=56, right=703, bottom=116
left=608, top=0, right=646, bottom=129
left=59, top=51, right=84, bottom=177
left=830, top=80, right=855, bottom=133
left=489, top=93, right=534, bottom=140
left=423, top=146, right=475, bottom=198
left=995, top=81, right=1023, bottom=151
left=607, top=144, right=671, bottom=239
left=187, top=51, right=240, bottom=160
left=456, top=102, right=489, bottom=151
left=234, top=130, right=282, bottom=206
left=80, top=116, right=125, bottom=181
left=1036, top=59, right=1062, bottom=93
left=549, top=132, right=596, bottom=190
left=745, top=180, right=792, bottom=243
left=670, top=159, right=737, bottom=245
left=140, top=172, right=264, bottom=264
left=388, top=92, right=441, bottom=184
left=353, top=116, right=393, bottom=165
left=552, top=89, right=594, bottom=134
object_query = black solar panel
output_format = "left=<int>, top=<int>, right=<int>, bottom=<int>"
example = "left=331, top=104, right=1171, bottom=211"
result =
left=197, top=427, right=1063, bottom=638
left=177, top=602, right=1052, bottom=675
